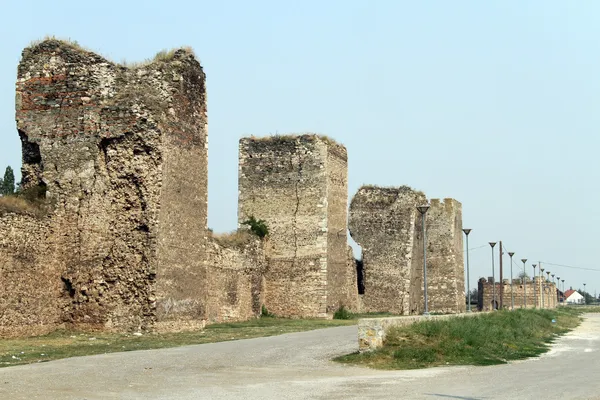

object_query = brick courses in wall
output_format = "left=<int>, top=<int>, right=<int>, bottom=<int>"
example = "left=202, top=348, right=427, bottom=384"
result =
left=238, top=134, right=357, bottom=317
left=1, top=39, right=268, bottom=337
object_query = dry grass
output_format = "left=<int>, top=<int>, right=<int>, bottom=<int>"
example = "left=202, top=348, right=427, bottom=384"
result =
left=247, top=133, right=341, bottom=146
left=28, top=36, right=195, bottom=69
left=211, top=230, right=257, bottom=249
left=0, top=196, right=42, bottom=218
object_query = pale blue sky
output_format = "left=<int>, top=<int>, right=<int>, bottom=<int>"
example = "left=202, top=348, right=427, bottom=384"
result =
left=1, top=0, right=599, bottom=295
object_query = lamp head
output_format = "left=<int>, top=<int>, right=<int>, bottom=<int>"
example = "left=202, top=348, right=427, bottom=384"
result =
left=462, top=228, right=472, bottom=235
left=508, top=252, right=515, bottom=257
left=489, top=242, right=497, bottom=248
left=416, top=205, right=430, bottom=215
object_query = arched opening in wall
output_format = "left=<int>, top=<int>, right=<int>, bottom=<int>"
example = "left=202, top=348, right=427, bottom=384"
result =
left=348, top=232, right=364, bottom=295
left=491, top=299, right=499, bottom=310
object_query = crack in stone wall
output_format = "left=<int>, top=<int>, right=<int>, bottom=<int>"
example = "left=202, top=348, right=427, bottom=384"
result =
left=238, top=134, right=356, bottom=317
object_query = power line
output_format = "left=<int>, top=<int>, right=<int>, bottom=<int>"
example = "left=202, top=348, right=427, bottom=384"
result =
left=539, top=261, right=600, bottom=273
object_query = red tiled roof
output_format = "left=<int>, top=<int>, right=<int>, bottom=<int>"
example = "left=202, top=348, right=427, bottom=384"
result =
left=564, top=289, right=577, bottom=298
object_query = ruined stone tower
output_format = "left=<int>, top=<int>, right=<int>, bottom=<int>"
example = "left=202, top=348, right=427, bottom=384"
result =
left=11, top=39, right=208, bottom=333
left=238, top=135, right=357, bottom=317
left=349, top=186, right=466, bottom=315
left=349, top=186, right=426, bottom=314
left=425, top=199, right=465, bottom=314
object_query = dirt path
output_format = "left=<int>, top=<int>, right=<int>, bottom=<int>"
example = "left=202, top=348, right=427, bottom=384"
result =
left=1, top=314, right=599, bottom=399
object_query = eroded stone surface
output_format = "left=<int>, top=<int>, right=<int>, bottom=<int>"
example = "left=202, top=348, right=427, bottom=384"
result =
left=238, top=134, right=357, bottom=317
left=349, top=186, right=425, bottom=314
left=0, top=39, right=265, bottom=337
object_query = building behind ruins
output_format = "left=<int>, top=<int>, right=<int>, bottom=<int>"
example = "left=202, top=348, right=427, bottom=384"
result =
left=238, top=135, right=358, bottom=317
left=478, top=277, right=559, bottom=311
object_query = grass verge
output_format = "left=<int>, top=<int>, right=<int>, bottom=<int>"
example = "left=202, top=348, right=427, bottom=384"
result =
left=335, top=307, right=585, bottom=370
left=0, top=317, right=355, bottom=368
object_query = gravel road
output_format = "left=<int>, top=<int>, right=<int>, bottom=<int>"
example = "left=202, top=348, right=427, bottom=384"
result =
left=1, top=314, right=599, bottom=399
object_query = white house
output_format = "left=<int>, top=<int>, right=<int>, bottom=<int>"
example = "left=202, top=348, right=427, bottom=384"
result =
left=564, top=289, right=585, bottom=304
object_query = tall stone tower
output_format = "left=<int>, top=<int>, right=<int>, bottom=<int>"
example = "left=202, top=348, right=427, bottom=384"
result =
left=349, top=186, right=466, bottom=315
left=349, top=186, right=426, bottom=314
left=423, top=199, right=465, bottom=314
left=238, top=134, right=357, bottom=317
left=14, top=39, right=208, bottom=332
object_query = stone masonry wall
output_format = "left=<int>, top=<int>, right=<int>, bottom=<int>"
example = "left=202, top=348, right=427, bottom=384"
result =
left=12, top=39, right=207, bottom=333
left=424, top=199, right=465, bottom=314
left=0, top=213, right=62, bottom=337
left=238, top=134, right=357, bottom=317
left=349, top=186, right=426, bottom=315
left=478, top=277, right=558, bottom=311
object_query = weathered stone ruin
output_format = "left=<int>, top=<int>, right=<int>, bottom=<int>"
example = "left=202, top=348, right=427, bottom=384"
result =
left=0, top=39, right=265, bottom=337
left=426, top=199, right=465, bottom=314
left=349, top=187, right=465, bottom=315
left=0, top=39, right=470, bottom=338
left=478, top=277, right=558, bottom=311
left=348, top=186, right=425, bottom=314
left=238, top=135, right=358, bottom=317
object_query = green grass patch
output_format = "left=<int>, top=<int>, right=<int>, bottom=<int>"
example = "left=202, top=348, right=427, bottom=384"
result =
left=0, top=317, right=355, bottom=368
left=335, top=308, right=585, bottom=370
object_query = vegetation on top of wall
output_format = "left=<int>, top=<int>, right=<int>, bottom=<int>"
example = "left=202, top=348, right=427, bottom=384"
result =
left=211, top=230, right=257, bottom=249
left=241, top=216, right=269, bottom=239
left=247, top=133, right=341, bottom=147
left=28, top=36, right=196, bottom=70
left=28, top=35, right=90, bottom=52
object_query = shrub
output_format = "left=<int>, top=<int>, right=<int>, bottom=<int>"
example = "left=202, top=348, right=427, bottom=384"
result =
left=333, top=305, right=353, bottom=320
left=242, top=216, right=269, bottom=238
left=261, top=305, right=275, bottom=318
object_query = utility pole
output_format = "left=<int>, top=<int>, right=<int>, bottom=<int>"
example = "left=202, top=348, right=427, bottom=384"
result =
left=499, top=241, right=503, bottom=309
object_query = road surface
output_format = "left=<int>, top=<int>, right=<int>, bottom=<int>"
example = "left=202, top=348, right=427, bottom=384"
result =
left=1, top=313, right=599, bottom=399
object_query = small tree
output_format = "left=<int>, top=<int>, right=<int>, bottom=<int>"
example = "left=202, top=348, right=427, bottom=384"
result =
left=518, top=271, right=530, bottom=281
left=1, top=166, right=15, bottom=196
left=242, top=216, right=269, bottom=238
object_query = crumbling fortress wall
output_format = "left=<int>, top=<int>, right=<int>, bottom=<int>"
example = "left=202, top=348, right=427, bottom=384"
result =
left=348, top=186, right=425, bottom=314
left=0, top=212, right=60, bottom=337
left=425, top=199, right=465, bottom=314
left=478, top=278, right=558, bottom=311
left=238, top=135, right=357, bottom=317
left=349, top=187, right=465, bottom=315
left=0, top=39, right=265, bottom=337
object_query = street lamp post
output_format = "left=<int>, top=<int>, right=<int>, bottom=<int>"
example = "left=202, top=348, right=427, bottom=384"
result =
left=546, top=271, right=551, bottom=307
left=540, top=267, right=545, bottom=309
left=463, top=229, right=472, bottom=312
left=490, top=242, right=497, bottom=310
left=584, top=283, right=587, bottom=305
left=417, top=204, right=430, bottom=315
left=521, top=259, right=527, bottom=309
left=551, top=274, right=556, bottom=305
left=532, top=264, right=537, bottom=308
left=561, top=279, right=565, bottom=301
left=508, top=252, right=515, bottom=310
left=557, top=276, right=561, bottom=304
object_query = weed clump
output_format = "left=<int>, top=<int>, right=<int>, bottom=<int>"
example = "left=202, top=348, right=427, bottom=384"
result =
left=242, top=216, right=269, bottom=238
left=333, top=305, right=353, bottom=320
